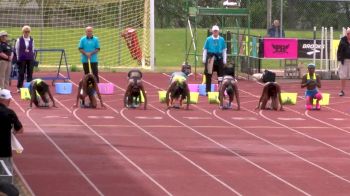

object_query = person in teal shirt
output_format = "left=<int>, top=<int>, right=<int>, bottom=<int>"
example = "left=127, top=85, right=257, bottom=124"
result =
left=79, top=26, right=100, bottom=82
left=202, top=25, right=227, bottom=94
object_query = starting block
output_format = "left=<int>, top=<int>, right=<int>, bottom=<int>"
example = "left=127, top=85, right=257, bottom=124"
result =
left=188, top=84, right=199, bottom=92
left=158, top=91, right=166, bottom=103
left=185, top=92, right=199, bottom=104
left=208, top=92, right=220, bottom=104
left=313, top=93, right=330, bottom=105
left=55, top=82, right=72, bottom=94
left=98, top=83, right=114, bottom=95
left=281, top=92, right=298, bottom=105
left=20, top=88, right=31, bottom=100
left=158, top=91, right=199, bottom=104
left=198, top=84, right=217, bottom=96
left=23, top=82, right=31, bottom=88
left=140, top=91, right=146, bottom=103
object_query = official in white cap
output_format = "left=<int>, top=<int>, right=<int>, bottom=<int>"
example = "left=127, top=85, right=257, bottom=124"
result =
left=0, top=31, right=13, bottom=89
left=0, top=88, right=23, bottom=177
left=202, top=25, right=227, bottom=94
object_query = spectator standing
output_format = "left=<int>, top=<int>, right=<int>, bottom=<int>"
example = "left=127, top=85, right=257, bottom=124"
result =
left=0, top=89, right=23, bottom=178
left=202, top=25, right=227, bottom=94
left=267, top=20, right=285, bottom=38
left=16, top=25, right=35, bottom=92
left=79, top=26, right=100, bottom=82
left=0, top=31, right=12, bottom=89
left=336, top=28, right=350, bottom=96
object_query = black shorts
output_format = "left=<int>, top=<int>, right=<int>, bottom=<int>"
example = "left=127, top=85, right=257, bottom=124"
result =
left=204, top=55, right=224, bottom=77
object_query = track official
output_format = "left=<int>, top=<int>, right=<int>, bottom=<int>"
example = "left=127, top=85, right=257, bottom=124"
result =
left=202, top=25, right=227, bottom=94
left=79, top=26, right=100, bottom=82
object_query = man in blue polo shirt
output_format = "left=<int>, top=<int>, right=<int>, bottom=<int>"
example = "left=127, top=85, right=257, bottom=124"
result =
left=79, top=26, right=100, bottom=82
left=202, top=25, right=227, bottom=94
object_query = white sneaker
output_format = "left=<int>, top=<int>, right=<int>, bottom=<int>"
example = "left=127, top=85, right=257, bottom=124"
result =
left=339, top=90, right=345, bottom=96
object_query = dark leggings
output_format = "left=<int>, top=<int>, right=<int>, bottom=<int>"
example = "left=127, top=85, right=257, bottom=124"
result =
left=17, top=60, right=34, bottom=88
left=83, top=62, right=99, bottom=83
left=204, top=55, right=224, bottom=93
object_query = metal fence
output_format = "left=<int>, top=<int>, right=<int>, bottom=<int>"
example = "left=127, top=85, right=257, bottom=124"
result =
left=250, top=0, right=350, bottom=33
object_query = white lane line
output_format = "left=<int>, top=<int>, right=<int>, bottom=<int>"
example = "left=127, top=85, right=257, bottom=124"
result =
left=215, top=109, right=350, bottom=187
left=183, top=117, right=212, bottom=120
left=162, top=73, right=170, bottom=77
left=168, top=110, right=310, bottom=196
left=142, top=78, right=212, bottom=115
left=238, top=88, right=305, bottom=116
left=305, top=111, right=350, bottom=135
left=13, top=163, right=36, bottom=196
left=59, top=73, right=119, bottom=114
left=43, top=116, right=69, bottom=119
left=232, top=117, right=257, bottom=121
left=135, top=116, right=163, bottom=120
left=87, top=116, right=115, bottom=119
left=54, top=97, right=72, bottom=113
left=11, top=97, right=25, bottom=113
left=329, top=118, right=347, bottom=121
left=99, top=75, right=164, bottom=114
left=277, top=117, right=305, bottom=121
left=73, top=108, right=172, bottom=196
left=120, top=108, right=242, bottom=196
left=10, top=99, right=35, bottom=195
left=240, top=83, right=350, bottom=154
left=149, top=104, right=166, bottom=114
left=26, top=109, right=104, bottom=196
left=159, top=75, right=350, bottom=185
left=261, top=110, right=350, bottom=156
left=258, top=110, right=350, bottom=180
left=55, top=76, right=173, bottom=195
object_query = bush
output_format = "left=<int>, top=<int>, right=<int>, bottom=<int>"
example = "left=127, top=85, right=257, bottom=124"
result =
left=70, top=64, right=79, bottom=72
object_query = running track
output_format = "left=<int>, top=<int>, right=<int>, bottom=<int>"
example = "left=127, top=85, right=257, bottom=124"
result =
left=9, top=72, right=350, bottom=196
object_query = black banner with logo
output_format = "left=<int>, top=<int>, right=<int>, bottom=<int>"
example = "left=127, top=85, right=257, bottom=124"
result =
left=298, top=39, right=330, bottom=59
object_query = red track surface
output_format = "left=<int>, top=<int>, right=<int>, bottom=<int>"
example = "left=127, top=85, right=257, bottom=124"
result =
left=9, top=72, right=350, bottom=195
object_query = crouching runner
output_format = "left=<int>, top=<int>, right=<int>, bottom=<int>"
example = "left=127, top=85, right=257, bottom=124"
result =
left=29, top=79, right=56, bottom=108
left=74, top=73, right=104, bottom=108
left=166, top=64, right=191, bottom=110
left=218, top=66, right=240, bottom=110
left=256, top=82, right=283, bottom=111
left=301, top=63, right=322, bottom=110
left=124, top=69, right=147, bottom=109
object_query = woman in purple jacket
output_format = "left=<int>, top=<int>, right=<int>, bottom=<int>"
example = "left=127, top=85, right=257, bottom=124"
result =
left=15, top=25, right=35, bottom=92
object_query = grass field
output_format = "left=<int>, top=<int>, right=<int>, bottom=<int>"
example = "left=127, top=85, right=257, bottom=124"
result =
left=2, top=27, right=343, bottom=71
